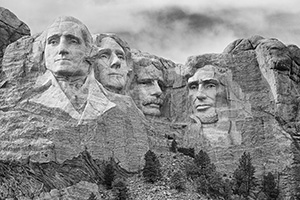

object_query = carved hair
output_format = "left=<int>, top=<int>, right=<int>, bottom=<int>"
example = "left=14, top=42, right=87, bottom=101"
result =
left=132, top=56, right=166, bottom=82
left=94, top=33, right=131, bottom=66
left=41, top=16, right=92, bottom=49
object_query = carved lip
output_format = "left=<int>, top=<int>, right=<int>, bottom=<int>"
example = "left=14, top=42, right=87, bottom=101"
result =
left=144, top=99, right=163, bottom=108
left=196, top=104, right=212, bottom=110
left=108, top=73, right=123, bottom=76
left=147, top=103, right=160, bottom=109
left=55, top=58, right=71, bottom=62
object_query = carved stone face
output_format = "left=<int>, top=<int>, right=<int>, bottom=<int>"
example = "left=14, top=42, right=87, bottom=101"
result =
left=188, top=65, right=219, bottom=124
left=96, top=37, right=130, bottom=92
left=44, top=21, right=90, bottom=77
left=131, top=64, right=165, bottom=116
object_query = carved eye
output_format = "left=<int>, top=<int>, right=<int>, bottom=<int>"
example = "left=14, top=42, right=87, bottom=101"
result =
left=189, top=83, right=198, bottom=90
left=139, top=80, right=152, bottom=85
left=70, top=38, right=79, bottom=44
left=205, top=83, right=216, bottom=89
left=100, top=53, right=109, bottom=59
left=117, top=54, right=125, bottom=60
left=48, top=39, right=58, bottom=45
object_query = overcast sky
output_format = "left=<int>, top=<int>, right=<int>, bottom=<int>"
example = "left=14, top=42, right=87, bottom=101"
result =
left=1, top=0, right=300, bottom=63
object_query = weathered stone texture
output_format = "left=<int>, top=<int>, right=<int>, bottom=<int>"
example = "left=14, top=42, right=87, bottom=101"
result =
left=0, top=7, right=30, bottom=73
left=172, top=36, right=300, bottom=197
left=130, top=49, right=181, bottom=119
left=1, top=7, right=300, bottom=199
left=0, top=28, right=149, bottom=169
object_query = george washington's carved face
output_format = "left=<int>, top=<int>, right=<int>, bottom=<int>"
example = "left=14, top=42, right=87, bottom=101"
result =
left=188, top=65, right=219, bottom=124
left=44, top=19, right=90, bottom=77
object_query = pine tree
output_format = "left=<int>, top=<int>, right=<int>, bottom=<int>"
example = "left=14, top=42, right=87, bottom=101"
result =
left=223, top=178, right=233, bottom=200
left=170, top=171, right=185, bottom=192
left=196, top=175, right=209, bottom=195
left=104, top=160, right=115, bottom=189
left=113, top=180, right=129, bottom=200
left=186, top=150, right=214, bottom=180
left=186, top=150, right=225, bottom=198
left=262, top=172, right=279, bottom=200
left=233, top=152, right=256, bottom=198
left=143, top=150, right=162, bottom=183
left=178, top=147, right=195, bottom=158
left=170, top=139, right=177, bottom=153
left=194, top=150, right=214, bottom=175
left=87, top=192, right=97, bottom=200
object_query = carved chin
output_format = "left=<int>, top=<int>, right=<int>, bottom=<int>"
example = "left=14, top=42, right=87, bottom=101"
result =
left=193, top=108, right=218, bottom=124
left=142, top=106, right=161, bottom=116
left=104, top=77, right=126, bottom=91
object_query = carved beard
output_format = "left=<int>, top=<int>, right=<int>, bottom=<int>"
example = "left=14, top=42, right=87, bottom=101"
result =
left=191, top=107, right=218, bottom=124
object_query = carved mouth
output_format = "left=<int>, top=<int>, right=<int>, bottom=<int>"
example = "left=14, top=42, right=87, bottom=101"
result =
left=55, top=58, right=71, bottom=62
left=108, top=73, right=122, bottom=77
left=143, top=99, right=163, bottom=109
left=196, top=104, right=212, bottom=111
left=147, top=103, right=160, bottom=109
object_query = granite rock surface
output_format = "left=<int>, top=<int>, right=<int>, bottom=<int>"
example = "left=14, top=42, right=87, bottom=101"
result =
left=0, top=7, right=30, bottom=73
left=170, top=36, right=300, bottom=197
left=1, top=7, right=300, bottom=199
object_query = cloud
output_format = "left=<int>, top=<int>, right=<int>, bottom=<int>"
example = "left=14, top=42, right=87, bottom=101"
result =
left=1, top=0, right=300, bottom=63
left=115, top=6, right=236, bottom=63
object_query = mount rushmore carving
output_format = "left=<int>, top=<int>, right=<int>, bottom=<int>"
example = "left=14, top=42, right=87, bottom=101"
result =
left=1, top=10, right=300, bottom=198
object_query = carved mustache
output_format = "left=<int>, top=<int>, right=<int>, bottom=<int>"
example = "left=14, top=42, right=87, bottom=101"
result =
left=142, top=98, right=164, bottom=106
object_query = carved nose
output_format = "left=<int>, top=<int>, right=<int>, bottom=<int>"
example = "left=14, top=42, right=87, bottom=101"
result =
left=58, top=41, right=69, bottom=56
left=110, top=54, right=121, bottom=69
left=59, top=49, right=69, bottom=56
left=152, top=81, right=162, bottom=97
left=196, top=87, right=207, bottom=100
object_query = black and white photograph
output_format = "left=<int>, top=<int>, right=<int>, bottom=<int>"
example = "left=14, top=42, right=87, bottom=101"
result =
left=0, top=0, right=299, bottom=199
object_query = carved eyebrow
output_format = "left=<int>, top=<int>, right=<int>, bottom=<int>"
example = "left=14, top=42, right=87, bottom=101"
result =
left=137, top=78, right=152, bottom=82
left=187, top=80, right=199, bottom=89
left=47, top=34, right=61, bottom=42
left=97, top=49, right=112, bottom=57
left=100, top=48, right=111, bottom=54
left=65, top=34, right=81, bottom=44
left=115, top=49, right=125, bottom=55
left=187, top=80, right=199, bottom=85
left=201, top=79, right=219, bottom=85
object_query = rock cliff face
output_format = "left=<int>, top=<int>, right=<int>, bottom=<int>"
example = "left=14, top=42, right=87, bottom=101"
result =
left=170, top=35, right=300, bottom=197
left=0, top=30, right=149, bottom=170
left=0, top=15, right=149, bottom=199
left=0, top=7, right=30, bottom=73
left=1, top=7, right=300, bottom=199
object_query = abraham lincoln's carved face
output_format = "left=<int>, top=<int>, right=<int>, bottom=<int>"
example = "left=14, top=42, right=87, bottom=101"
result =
left=188, top=65, right=219, bottom=124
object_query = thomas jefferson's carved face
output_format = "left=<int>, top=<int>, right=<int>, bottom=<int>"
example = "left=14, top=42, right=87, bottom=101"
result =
left=131, top=64, right=165, bottom=116
left=96, top=37, right=130, bottom=92
left=188, top=65, right=219, bottom=124
left=44, top=21, right=90, bottom=77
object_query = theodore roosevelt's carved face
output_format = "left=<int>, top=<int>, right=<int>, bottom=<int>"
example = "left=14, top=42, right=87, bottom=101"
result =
left=96, top=37, right=130, bottom=92
left=44, top=18, right=90, bottom=77
left=131, top=64, right=165, bottom=116
left=188, top=65, right=219, bottom=124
